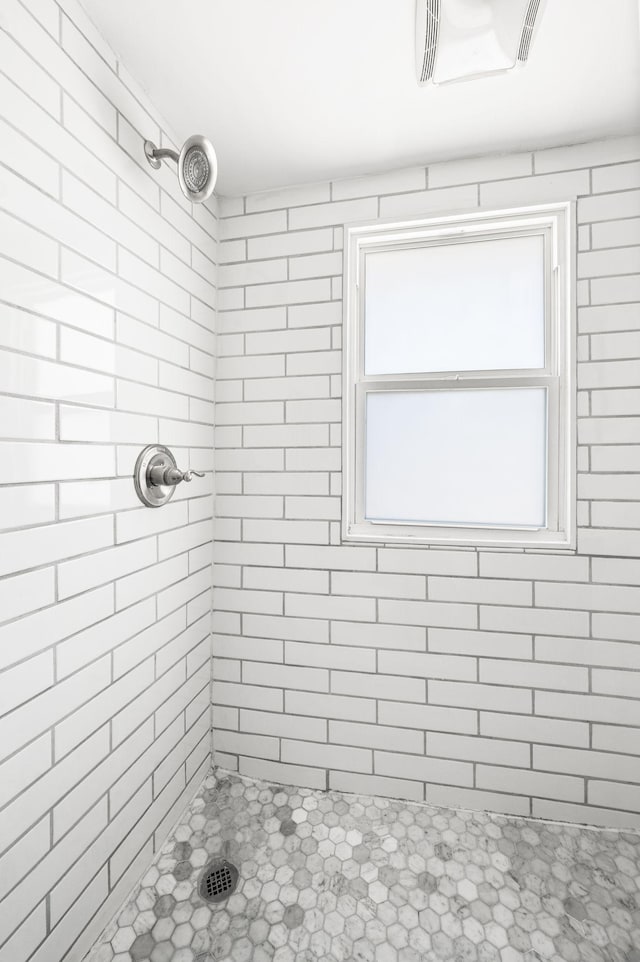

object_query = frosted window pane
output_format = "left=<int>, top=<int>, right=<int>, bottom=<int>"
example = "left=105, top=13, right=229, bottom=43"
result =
left=364, top=235, right=544, bottom=374
left=365, top=389, right=547, bottom=527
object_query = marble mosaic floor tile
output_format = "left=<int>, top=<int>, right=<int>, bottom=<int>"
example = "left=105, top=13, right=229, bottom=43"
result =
left=85, top=770, right=640, bottom=962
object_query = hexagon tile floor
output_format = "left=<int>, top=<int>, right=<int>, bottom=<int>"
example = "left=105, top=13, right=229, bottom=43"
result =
left=85, top=770, right=640, bottom=962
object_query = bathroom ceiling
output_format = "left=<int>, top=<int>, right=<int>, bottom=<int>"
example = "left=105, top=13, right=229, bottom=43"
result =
left=80, top=0, right=640, bottom=196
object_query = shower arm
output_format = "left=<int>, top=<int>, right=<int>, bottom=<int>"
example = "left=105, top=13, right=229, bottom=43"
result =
left=144, top=140, right=179, bottom=170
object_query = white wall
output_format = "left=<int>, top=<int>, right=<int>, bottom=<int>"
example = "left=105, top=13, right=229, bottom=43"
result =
left=0, top=2, right=216, bottom=960
left=213, top=135, right=640, bottom=830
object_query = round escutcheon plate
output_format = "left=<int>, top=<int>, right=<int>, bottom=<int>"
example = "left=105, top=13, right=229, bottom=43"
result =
left=134, top=444, right=178, bottom=507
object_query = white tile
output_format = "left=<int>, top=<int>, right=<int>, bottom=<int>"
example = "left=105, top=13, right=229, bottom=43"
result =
left=60, top=327, right=158, bottom=384
left=249, top=229, right=333, bottom=260
left=286, top=690, right=375, bottom=723
left=0, top=164, right=116, bottom=270
left=330, top=770, right=424, bottom=802
left=479, top=552, right=589, bottom=582
left=430, top=576, right=532, bottom=606
left=0, top=28, right=60, bottom=116
left=376, top=750, right=473, bottom=787
left=480, top=605, right=589, bottom=637
left=0, top=256, right=115, bottom=339
left=333, top=166, right=426, bottom=200
left=58, top=538, right=157, bottom=599
left=117, top=379, right=189, bottom=419
left=534, top=744, right=640, bottom=782
left=59, top=478, right=137, bottom=519
left=479, top=659, right=588, bottom=692
left=0, top=304, right=57, bottom=358
left=246, top=278, right=332, bottom=309
left=476, top=765, right=583, bottom=802
left=0, top=817, right=50, bottom=902
left=428, top=732, right=529, bottom=767
left=221, top=210, right=287, bottom=240
left=0, top=734, right=51, bottom=810
left=0, top=74, right=115, bottom=202
left=116, top=500, right=188, bottom=544
left=114, top=607, right=185, bottom=679
left=480, top=170, right=590, bottom=207
left=219, top=258, right=287, bottom=288
left=378, top=548, right=477, bottom=576
left=0, top=208, right=58, bottom=277
left=379, top=599, right=477, bottom=630
left=283, top=739, right=371, bottom=773
left=0, top=484, right=56, bottom=531
left=155, top=614, right=209, bottom=677
left=0, top=903, right=47, bottom=962
left=61, top=247, right=158, bottom=327
left=0, top=583, right=114, bottom=670
left=0, top=657, right=110, bottom=759
left=378, top=650, right=476, bottom=682
left=430, top=680, right=531, bottom=714
left=333, top=571, right=425, bottom=600
left=285, top=592, right=375, bottom=622
left=379, top=185, right=478, bottom=218
left=0, top=514, right=114, bottom=578
left=0, top=651, right=54, bottom=714
left=246, top=181, right=330, bottom=212
left=534, top=135, right=640, bottom=173
left=6, top=0, right=115, bottom=134
left=54, top=720, right=153, bottom=841
left=59, top=405, right=157, bottom=444
left=332, top=671, right=424, bottom=702
left=58, top=660, right=154, bottom=759
left=289, top=197, right=379, bottom=230
left=536, top=691, right=640, bottom=727
left=428, top=152, right=531, bottom=188
left=480, top=711, right=589, bottom=747
left=0, top=797, right=108, bottom=947
left=239, top=709, right=325, bottom=743
left=239, top=757, right=325, bottom=790
left=243, top=661, right=328, bottom=692
left=243, top=613, right=328, bottom=644
left=0, top=350, right=114, bottom=407
left=579, top=190, right=640, bottom=223
left=117, top=316, right=189, bottom=370
left=429, top=628, right=532, bottom=660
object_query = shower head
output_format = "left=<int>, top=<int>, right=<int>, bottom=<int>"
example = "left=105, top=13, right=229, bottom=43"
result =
left=144, top=134, right=217, bottom=203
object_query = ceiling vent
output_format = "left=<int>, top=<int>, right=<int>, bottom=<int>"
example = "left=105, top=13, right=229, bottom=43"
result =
left=416, top=0, right=440, bottom=84
left=415, top=0, right=547, bottom=86
left=517, top=0, right=543, bottom=62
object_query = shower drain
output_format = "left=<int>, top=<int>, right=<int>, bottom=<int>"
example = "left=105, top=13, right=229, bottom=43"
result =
left=198, top=858, right=239, bottom=904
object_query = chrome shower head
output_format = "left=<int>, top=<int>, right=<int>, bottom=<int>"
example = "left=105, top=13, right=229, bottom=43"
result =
left=144, top=134, right=217, bottom=203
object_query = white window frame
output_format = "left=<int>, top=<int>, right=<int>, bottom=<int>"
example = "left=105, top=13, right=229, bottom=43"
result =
left=342, top=202, right=576, bottom=549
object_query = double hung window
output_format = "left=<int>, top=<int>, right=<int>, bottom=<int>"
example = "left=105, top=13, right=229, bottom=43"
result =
left=343, top=203, right=574, bottom=547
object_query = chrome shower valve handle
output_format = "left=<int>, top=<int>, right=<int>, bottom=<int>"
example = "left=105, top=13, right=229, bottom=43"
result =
left=134, top=444, right=205, bottom=507
left=182, top=468, right=206, bottom=483
left=148, top=463, right=205, bottom=487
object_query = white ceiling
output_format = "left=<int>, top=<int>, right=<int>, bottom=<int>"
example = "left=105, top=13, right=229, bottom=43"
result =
left=81, top=0, right=640, bottom=196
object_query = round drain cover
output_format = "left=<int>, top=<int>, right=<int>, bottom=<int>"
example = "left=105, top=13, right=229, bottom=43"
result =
left=198, top=858, right=239, bottom=904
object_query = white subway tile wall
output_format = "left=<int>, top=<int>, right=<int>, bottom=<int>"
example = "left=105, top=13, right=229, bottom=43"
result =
left=213, top=134, right=640, bottom=832
left=0, top=1, right=215, bottom=960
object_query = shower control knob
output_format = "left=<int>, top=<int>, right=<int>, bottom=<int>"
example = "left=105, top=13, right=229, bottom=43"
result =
left=134, top=444, right=205, bottom=508
left=148, top=464, right=205, bottom=487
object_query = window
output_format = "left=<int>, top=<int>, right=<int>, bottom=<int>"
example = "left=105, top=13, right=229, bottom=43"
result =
left=343, top=203, right=575, bottom=548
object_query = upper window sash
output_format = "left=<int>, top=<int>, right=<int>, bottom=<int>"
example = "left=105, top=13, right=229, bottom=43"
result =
left=356, top=224, right=556, bottom=382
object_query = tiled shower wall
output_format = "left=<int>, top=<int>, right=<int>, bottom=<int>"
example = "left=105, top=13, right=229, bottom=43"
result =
left=213, top=135, right=640, bottom=830
left=0, top=2, right=216, bottom=960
